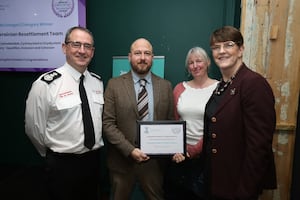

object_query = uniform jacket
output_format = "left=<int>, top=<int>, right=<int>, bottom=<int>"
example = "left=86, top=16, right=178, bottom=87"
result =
left=103, top=71, right=174, bottom=172
left=25, top=64, right=104, bottom=156
left=203, top=63, right=277, bottom=199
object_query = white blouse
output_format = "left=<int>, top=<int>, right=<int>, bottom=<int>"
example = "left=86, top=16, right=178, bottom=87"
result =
left=177, top=81, right=218, bottom=145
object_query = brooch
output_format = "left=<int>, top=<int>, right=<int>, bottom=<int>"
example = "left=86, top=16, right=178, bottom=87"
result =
left=230, top=88, right=236, bottom=95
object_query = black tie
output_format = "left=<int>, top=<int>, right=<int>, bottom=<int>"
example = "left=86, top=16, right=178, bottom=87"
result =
left=79, top=75, right=95, bottom=149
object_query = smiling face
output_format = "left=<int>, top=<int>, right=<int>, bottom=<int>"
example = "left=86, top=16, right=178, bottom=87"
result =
left=210, top=26, right=244, bottom=77
left=187, top=51, right=210, bottom=79
left=62, top=28, right=95, bottom=73
left=211, top=41, right=244, bottom=72
left=128, top=38, right=153, bottom=76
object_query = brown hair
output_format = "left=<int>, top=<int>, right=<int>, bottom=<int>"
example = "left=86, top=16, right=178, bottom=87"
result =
left=210, top=26, right=243, bottom=47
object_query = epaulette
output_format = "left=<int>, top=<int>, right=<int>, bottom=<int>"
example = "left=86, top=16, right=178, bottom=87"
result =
left=41, top=71, right=62, bottom=84
left=91, top=72, right=102, bottom=81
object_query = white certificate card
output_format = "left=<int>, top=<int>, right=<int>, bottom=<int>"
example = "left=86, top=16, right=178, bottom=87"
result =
left=137, top=120, right=186, bottom=156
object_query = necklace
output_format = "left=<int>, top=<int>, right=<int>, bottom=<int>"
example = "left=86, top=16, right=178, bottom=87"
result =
left=214, top=65, right=242, bottom=96
left=214, top=75, right=235, bottom=96
left=214, top=65, right=243, bottom=96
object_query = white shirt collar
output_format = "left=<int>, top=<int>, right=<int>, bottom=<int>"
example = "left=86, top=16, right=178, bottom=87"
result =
left=64, top=63, right=88, bottom=81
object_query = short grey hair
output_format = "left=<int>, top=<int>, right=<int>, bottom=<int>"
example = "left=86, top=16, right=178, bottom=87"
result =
left=64, top=26, right=94, bottom=44
left=185, top=46, right=210, bottom=68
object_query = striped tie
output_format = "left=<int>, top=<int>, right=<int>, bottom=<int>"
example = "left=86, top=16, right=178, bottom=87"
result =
left=137, top=79, right=149, bottom=120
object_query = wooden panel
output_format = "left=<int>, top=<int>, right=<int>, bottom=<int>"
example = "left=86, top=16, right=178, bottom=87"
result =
left=260, top=130, right=295, bottom=200
left=241, top=0, right=300, bottom=199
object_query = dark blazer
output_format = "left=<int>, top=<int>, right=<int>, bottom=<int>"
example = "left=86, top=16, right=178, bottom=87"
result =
left=103, top=71, right=174, bottom=173
left=203, top=63, right=277, bottom=199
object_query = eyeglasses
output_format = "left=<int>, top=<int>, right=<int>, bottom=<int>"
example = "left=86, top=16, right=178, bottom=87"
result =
left=65, top=41, right=94, bottom=50
left=210, top=41, right=237, bottom=52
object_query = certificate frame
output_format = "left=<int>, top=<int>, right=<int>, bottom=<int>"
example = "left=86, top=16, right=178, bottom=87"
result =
left=137, top=120, right=186, bottom=156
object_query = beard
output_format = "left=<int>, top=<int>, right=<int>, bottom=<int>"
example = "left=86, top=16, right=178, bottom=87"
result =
left=131, top=60, right=152, bottom=75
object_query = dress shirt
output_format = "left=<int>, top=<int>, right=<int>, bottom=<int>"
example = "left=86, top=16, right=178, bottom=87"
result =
left=131, top=71, right=153, bottom=121
left=25, top=63, right=104, bottom=156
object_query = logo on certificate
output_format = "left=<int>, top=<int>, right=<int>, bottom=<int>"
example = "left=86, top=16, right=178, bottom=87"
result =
left=172, top=127, right=181, bottom=134
left=52, top=0, right=74, bottom=18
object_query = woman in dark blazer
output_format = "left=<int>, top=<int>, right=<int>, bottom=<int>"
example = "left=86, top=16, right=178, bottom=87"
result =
left=203, top=26, right=277, bottom=200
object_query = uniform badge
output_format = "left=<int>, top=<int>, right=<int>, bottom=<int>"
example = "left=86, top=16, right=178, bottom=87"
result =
left=41, top=71, right=62, bottom=84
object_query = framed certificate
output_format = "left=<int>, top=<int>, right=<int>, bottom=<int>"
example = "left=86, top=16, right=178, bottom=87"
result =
left=137, top=120, right=186, bottom=156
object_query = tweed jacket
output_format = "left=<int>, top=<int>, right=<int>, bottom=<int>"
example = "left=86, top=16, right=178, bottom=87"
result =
left=203, top=63, right=277, bottom=199
left=103, top=71, right=174, bottom=172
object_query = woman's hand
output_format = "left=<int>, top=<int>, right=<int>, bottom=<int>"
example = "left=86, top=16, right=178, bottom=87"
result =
left=172, top=153, right=185, bottom=163
left=187, top=138, right=203, bottom=159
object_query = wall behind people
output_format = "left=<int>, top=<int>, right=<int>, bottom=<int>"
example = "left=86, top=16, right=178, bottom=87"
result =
left=0, top=0, right=240, bottom=173
left=86, top=0, right=241, bottom=86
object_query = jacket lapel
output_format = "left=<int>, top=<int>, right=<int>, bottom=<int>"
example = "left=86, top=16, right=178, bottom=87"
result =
left=122, top=72, right=140, bottom=116
left=151, top=74, right=160, bottom=120
left=213, top=64, right=246, bottom=115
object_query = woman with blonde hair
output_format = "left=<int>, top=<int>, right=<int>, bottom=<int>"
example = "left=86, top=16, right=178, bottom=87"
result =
left=164, top=46, right=218, bottom=200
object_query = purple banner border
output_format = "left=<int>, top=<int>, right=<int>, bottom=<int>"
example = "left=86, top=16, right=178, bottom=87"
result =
left=78, top=0, right=86, bottom=27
